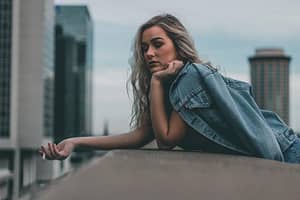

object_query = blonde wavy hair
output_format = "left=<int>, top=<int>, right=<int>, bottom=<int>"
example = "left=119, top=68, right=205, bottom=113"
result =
left=127, top=14, right=204, bottom=129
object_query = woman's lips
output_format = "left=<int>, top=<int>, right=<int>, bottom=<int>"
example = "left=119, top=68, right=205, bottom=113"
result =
left=148, top=61, right=160, bottom=66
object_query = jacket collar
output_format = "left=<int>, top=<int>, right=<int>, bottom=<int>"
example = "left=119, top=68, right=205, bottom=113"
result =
left=172, top=61, right=190, bottom=84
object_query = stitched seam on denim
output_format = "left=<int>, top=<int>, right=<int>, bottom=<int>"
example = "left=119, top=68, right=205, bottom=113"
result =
left=182, top=88, right=210, bottom=109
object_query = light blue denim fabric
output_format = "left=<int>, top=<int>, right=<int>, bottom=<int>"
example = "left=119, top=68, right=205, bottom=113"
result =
left=169, top=62, right=297, bottom=162
left=283, top=136, right=300, bottom=163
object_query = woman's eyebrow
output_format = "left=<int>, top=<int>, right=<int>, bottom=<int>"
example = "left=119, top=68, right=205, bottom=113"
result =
left=142, top=37, right=164, bottom=44
left=150, top=37, right=164, bottom=42
left=141, top=42, right=148, bottom=46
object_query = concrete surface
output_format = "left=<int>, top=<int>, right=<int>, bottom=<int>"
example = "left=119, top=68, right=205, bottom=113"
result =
left=35, top=150, right=300, bottom=200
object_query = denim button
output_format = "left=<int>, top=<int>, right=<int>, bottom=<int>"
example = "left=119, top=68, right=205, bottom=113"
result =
left=289, top=134, right=296, bottom=141
left=283, top=138, right=300, bottom=163
left=284, top=129, right=296, bottom=141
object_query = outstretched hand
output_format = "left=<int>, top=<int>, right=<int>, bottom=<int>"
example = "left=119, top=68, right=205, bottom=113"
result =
left=151, top=60, right=184, bottom=81
left=39, top=139, right=75, bottom=160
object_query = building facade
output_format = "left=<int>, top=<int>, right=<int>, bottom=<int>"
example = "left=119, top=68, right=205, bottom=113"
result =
left=54, top=5, right=94, bottom=142
left=54, top=27, right=78, bottom=142
left=0, top=1, right=70, bottom=199
left=249, top=48, right=291, bottom=125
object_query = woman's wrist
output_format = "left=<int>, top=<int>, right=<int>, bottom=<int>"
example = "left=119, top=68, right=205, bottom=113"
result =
left=65, top=137, right=78, bottom=147
left=151, top=75, right=163, bottom=85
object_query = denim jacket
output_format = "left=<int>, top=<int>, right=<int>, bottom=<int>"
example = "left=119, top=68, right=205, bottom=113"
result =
left=169, top=62, right=296, bottom=162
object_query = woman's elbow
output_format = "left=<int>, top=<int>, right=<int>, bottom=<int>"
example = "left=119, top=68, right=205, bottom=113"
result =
left=156, top=136, right=177, bottom=150
left=157, top=144, right=175, bottom=150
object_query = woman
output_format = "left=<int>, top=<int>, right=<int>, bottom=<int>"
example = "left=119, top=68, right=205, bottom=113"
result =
left=40, top=14, right=300, bottom=163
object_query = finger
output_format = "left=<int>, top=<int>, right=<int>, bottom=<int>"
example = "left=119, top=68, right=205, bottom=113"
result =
left=149, top=65, right=165, bottom=70
left=52, top=144, right=63, bottom=159
left=165, top=61, right=174, bottom=71
left=168, top=61, right=183, bottom=74
left=163, top=63, right=175, bottom=74
left=38, top=149, right=44, bottom=156
left=40, top=146, right=45, bottom=153
left=149, top=62, right=168, bottom=68
left=48, top=143, right=55, bottom=158
left=169, top=60, right=183, bottom=68
left=50, top=143, right=58, bottom=159
left=41, top=145, right=53, bottom=160
left=162, top=63, right=169, bottom=69
left=151, top=69, right=164, bottom=74
left=174, top=60, right=184, bottom=69
left=38, top=149, right=43, bottom=157
left=174, top=60, right=183, bottom=65
left=171, top=62, right=177, bottom=71
left=40, top=145, right=49, bottom=155
left=150, top=67, right=166, bottom=73
left=42, top=145, right=52, bottom=160
left=51, top=143, right=58, bottom=156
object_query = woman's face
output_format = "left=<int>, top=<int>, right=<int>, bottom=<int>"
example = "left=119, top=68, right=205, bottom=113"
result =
left=141, top=25, right=177, bottom=71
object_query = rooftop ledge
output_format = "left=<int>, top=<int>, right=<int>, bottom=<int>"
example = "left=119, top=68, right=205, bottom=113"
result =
left=35, top=149, right=300, bottom=200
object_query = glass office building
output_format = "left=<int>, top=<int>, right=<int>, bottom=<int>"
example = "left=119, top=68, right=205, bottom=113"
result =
left=0, top=0, right=13, bottom=137
left=55, top=5, right=94, bottom=141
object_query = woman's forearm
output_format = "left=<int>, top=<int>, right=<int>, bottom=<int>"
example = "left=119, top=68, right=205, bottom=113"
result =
left=68, top=128, right=154, bottom=150
left=150, top=78, right=171, bottom=146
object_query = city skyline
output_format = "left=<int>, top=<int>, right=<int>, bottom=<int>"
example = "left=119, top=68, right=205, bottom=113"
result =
left=53, top=0, right=300, bottom=134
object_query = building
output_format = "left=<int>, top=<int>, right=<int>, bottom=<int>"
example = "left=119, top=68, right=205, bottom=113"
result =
left=0, top=1, right=71, bottom=199
left=54, top=26, right=79, bottom=142
left=249, top=48, right=291, bottom=124
left=54, top=5, right=94, bottom=143
left=0, top=169, right=12, bottom=200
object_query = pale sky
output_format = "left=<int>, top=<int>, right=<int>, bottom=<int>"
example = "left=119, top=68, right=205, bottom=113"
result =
left=55, top=0, right=300, bottom=134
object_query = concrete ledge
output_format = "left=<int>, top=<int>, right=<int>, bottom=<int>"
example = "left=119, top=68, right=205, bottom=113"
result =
left=35, top=150, right=300, bottom=200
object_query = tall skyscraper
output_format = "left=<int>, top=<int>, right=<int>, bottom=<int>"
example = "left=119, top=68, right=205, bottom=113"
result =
left=0, top=0, right=57, bottom=199
left=249, top=48, right=291, bottom=124
left=54, top=5, right=94, bottom=142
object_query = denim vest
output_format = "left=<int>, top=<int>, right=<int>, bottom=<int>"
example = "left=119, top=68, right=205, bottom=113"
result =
left=169, top=62, right=296, bottom=162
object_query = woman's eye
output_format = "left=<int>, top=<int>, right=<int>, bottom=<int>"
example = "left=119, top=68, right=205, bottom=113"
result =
left=141, top=46, right=148, bottom=52
left=154, top=42, right=163, bottom=48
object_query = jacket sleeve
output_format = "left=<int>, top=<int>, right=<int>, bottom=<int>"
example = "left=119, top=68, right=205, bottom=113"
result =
left=199, top=69, right=284, bottom=161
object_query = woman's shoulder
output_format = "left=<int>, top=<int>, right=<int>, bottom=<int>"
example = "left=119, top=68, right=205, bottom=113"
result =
left=169, top=62, right=209, bottom=101
left=168, top=62, right=212, bottom=111
left=171, top=62, right=215, bottom=87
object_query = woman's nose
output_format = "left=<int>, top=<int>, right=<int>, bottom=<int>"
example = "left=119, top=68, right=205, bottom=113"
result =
left=145, top=46, right=155, bottom=59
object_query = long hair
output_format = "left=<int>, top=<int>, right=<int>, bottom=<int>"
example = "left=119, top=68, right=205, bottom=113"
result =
left=127, top=14, right=204, bottom=129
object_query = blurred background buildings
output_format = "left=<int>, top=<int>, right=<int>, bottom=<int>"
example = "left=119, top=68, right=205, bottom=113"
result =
left=55, top=5, right=94, bottom=142
left=0, top=0, right=56, bottom=199
left=0, top=0, right=297, bottom=199
left=249, top=48, right=291, bottom=125
left=0, top=1, right=93, bottom=199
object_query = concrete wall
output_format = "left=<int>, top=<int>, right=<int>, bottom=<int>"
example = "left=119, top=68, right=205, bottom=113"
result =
left=34, top=150, right=300, bottom=200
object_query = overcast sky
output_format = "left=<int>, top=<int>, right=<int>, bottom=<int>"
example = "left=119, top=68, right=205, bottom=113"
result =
left=55, top=0, right=300, bottom=134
